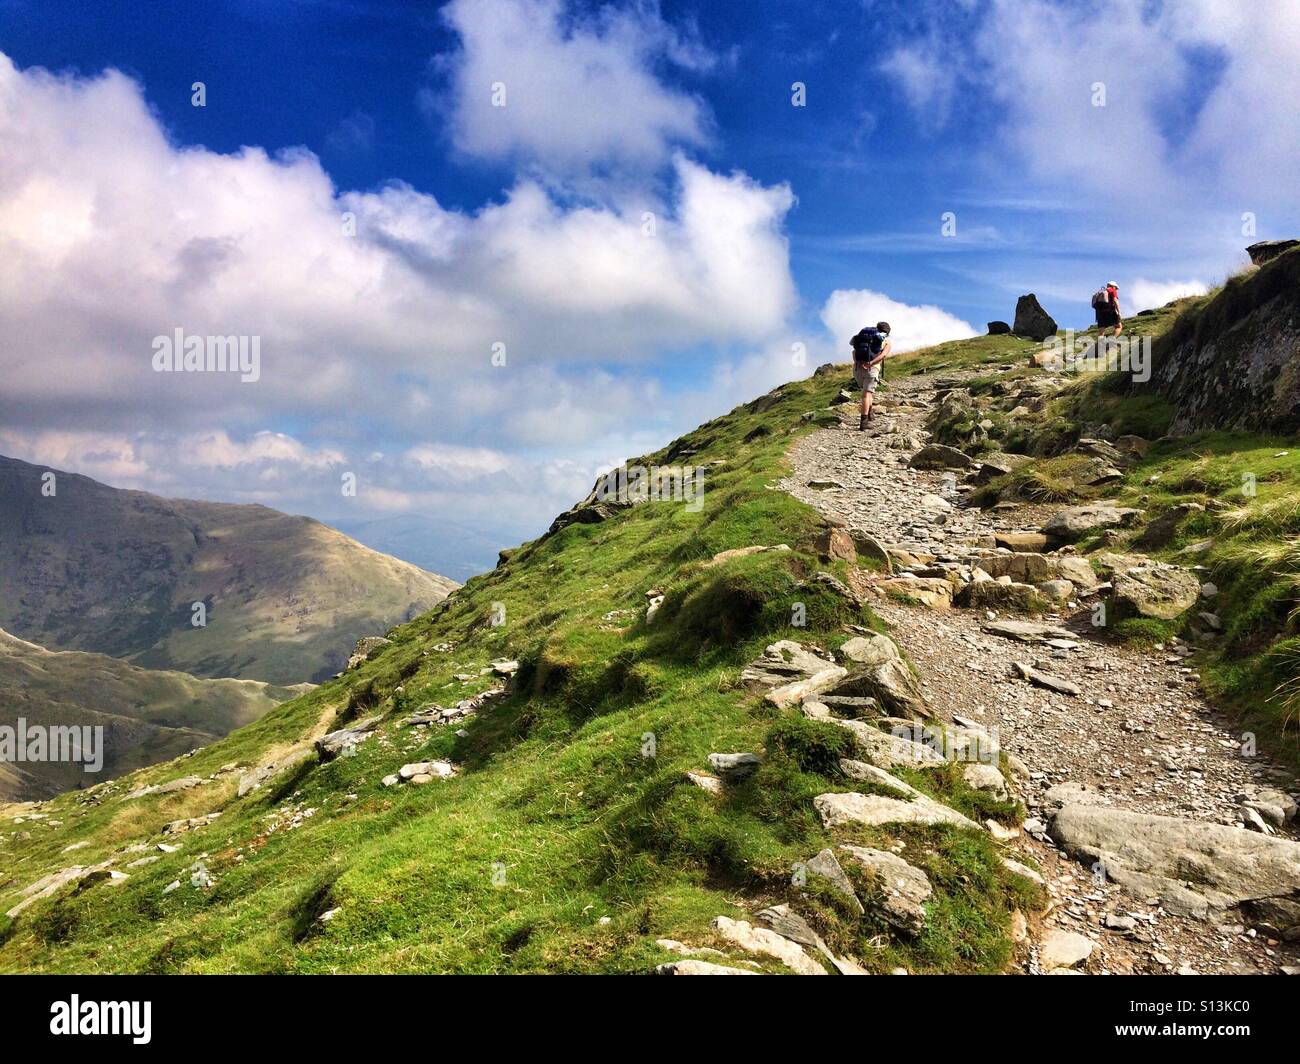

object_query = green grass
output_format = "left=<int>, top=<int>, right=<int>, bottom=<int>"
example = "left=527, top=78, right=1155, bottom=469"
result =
left=0, top=369, right=1035, bottom=975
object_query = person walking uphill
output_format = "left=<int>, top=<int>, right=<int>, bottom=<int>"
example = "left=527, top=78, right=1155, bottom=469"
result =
left=1091, top=281, right=1123, bottom=349
left=850, top=322, right=892, bottom=431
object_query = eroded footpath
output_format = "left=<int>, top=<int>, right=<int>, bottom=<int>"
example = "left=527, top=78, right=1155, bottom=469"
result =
left=780, top=369, right=1300, bottom=975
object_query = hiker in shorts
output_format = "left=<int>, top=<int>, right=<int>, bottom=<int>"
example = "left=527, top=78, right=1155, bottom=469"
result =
left=850, top=321, right=891, bottom=431
left=1091, top=282, right=1122, bottom=351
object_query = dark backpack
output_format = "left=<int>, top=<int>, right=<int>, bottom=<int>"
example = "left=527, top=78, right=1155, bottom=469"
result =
left=850, top=327, right=884, bottom=364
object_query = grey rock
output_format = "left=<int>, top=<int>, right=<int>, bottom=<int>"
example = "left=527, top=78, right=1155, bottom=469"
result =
left=315, top=718, right=379, bottom=761
left=1049, top=804, right=1300, bottom=930
left=908, top=443, right=975, bottom=471
left=834, top=635, right=928, bottom=718
left=982, top=619, right=1078, bottom=643
left=814, top=790, right=980, bottom=831
left=1013, top=661, right=1081, bottom=696
left=962, top=762, right=1010, bottom=799
left=707, top=752, right=761, bottom=781
left=398, top=760, right=455, bottom=781
left=1246, top=238, right=1299, bottom=266
left=1040, top=929, right=1093, bottom=970
left=1113, top=565, right=1201, bottom=620
left=346, top=636, right=391, bottom=671
left=806, top=847, right=865, bottom=914
left=711, top=916, right=826, bottom=975
left=839, top=845, right=932, bottom=933
left=1043, top=504, right=1141, bottom=541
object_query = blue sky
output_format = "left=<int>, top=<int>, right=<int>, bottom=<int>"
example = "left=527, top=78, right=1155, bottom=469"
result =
left=2, top=0, right=1297, bottom=578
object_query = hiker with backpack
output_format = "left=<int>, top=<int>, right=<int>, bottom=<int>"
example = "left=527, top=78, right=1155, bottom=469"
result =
left=850, top=321, right=892, bottom=431
left=1091, top=282, right=1123, bottom=350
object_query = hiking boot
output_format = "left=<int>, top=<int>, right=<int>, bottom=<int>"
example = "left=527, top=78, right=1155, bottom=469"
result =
left=859, top=414, right=869, bottom=431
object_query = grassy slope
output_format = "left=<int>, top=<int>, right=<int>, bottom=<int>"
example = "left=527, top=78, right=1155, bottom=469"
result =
left=0, top=370, right=1036, bottom=974
left=0, top=628, right=308, bottom=801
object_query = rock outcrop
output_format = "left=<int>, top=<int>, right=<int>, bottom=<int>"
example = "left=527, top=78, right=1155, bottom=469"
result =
left=1049, top=805, right=1300, bottom=934
left=1012, top=294, right=1058, bottom=342
left=1131, top=244, right=1300, bottom=434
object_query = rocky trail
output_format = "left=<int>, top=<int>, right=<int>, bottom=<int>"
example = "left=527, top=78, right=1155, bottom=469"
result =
left=767, top=370, right=1300, bottom=976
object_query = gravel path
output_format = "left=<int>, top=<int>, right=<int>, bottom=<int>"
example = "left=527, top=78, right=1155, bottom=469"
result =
left=779, top=371, right=1300, bottom=975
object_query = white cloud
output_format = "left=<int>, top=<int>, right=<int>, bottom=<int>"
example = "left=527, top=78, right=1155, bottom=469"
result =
left=1126, top=278, right=1209, bottom=314
left=431, top=0, right=711, bottom=175
left=0, top=33, right=804, bottom=570
left=878, top=44, right=957, bottom=130
left=881, top=0, right=1300, bottom=215
left=0, top=50, right=795, bottom=442
left=819, top=290, right=977, bottom=355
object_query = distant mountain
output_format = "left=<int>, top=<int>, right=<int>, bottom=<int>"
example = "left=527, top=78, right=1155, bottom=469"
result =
left=0, top=627, right=308, bottom=801
left=333, top=513, right=523, bottom=582
left=0, top=455, right=459, bottom=684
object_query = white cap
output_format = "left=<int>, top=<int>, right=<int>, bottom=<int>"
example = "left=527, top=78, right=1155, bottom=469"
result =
left=1106, top=281, right=1118, bottom=288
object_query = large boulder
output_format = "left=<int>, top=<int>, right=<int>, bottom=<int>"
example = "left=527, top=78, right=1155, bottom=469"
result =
left=987, top=320, right=1011, bottom=335
left=833, top=719, right=947, bottom=768
left=968, top=551, right=1098, bottom=589
left=839, top=845, right=932, bottom=933
left=346, top=636, right=391, bottom=670
left=1049, top=804, right=1300, bottom=933
left=1246, top=239, right=1299, bottom=266
left=1012, top=293, right=1058, bottom=342
left=875, top=575, right=954, bottom=610
left=315, top=719, right=379, bottom=761
left=710, top=916, right=826, bottom=976
left=741, top=640, right=847, bottom=708
left=1042, top=504, right=1141, bottom=541
left=956, top=578, right=1050, bottom=614
left=814, top=789, right=980, bottom=831
left=1112, top=565, right=1201, bottom=619
left=814, top=527, right=857, bottom=563
left=835, top=635, right=928, bottom=717
left=741, top=640, right=837, bottom=688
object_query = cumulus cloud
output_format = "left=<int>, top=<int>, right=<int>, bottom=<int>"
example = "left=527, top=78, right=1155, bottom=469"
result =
left=0, top=49, right=795, bottom=435
left=431, top=0, right=711, bottom=175
left=819, top=290, right=977, bottom=354
left=1126, top=278, right=1209, bottom=314
left=879, top=0, right=1300, bottom=213
left=0, top=28, right=797, bottom=573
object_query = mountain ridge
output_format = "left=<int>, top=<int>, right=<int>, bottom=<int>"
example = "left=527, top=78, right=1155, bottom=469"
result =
left=0, top=454, right=459, bottom=685
left=0, top=625, right=310, bottom=801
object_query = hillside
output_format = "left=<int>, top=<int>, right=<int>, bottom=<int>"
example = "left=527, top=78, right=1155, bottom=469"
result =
left=1, top=272, right=1297, bottom=975
left=0, top=628, right=308, bottom=802
left=1128, top=244, right=1300, bottom=434
left=0, top=456, right=459, bottom=684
